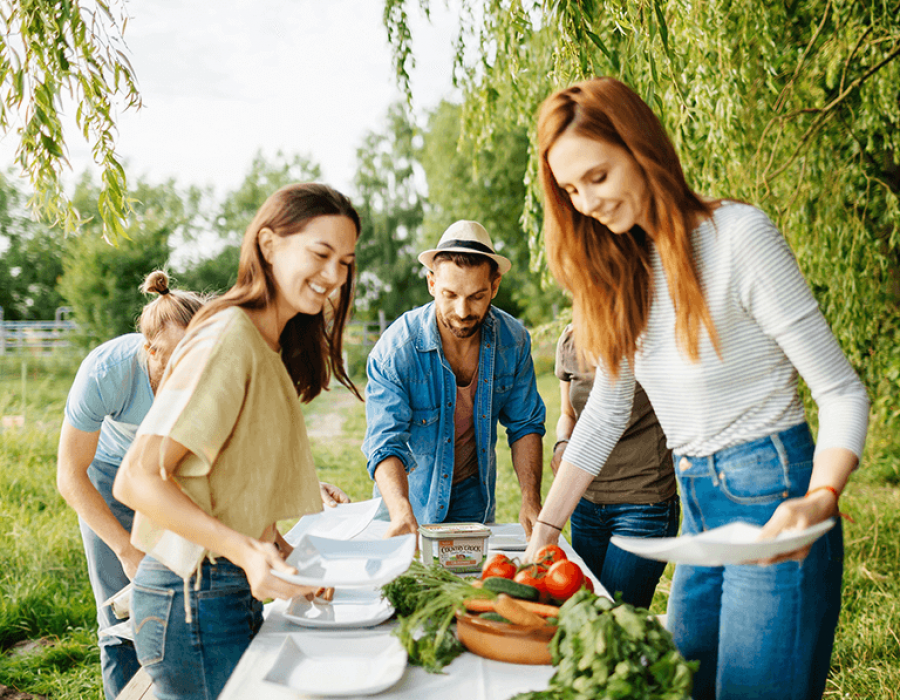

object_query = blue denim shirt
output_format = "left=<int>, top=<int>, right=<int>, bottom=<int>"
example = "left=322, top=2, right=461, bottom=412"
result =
left=362, top=302, right=546, bottom=525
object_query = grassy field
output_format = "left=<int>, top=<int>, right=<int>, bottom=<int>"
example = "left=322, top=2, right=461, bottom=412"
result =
left=0, top=353, right=898, bottom=699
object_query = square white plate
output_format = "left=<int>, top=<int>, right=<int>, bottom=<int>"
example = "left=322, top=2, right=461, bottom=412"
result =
left=271, top=533, right=416, bottom=588
left=284, top=588, right=394, bottom=629
left=487, top=523, right=528, bottom=551
left=263, top=633, right=407, bottom=696
left=610, top=519, right=836, bottom=566
left=284, top=498, right=383, bottom=546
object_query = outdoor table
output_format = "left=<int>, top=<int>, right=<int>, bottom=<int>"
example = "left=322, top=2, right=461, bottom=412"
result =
left=218, top=520, right=608, bottom=700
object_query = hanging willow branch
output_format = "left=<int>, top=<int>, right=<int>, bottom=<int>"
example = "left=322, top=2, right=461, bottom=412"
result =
left=0, top=0, right=141, bottom=242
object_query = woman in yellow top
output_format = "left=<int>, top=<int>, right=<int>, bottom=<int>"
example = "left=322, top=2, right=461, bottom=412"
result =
left=114, top=183, right=362, bottom=700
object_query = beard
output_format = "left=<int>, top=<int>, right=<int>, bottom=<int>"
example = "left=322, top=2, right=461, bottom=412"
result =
left=437, top=308, right=488, bottom=338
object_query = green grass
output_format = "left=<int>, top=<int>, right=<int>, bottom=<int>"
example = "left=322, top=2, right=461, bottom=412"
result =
left=1, top=350, right=898, bottom=699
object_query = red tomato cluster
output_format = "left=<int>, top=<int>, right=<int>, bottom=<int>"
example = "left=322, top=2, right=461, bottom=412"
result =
left=480, top=546, right=595, bottom=603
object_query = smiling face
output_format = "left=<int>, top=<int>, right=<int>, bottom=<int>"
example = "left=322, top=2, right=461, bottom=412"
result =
left=428, top=259, right=500, bottom=339
left=547, top=129, right=651, bottom=235
left=260, top=214, right=358, bottom=319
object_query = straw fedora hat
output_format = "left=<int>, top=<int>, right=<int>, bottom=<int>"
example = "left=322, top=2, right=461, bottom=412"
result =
left=417, top=220, right=512, bottom=275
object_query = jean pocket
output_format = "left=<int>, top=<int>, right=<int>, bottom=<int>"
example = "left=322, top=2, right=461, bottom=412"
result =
left=197, top=586, right=262, bottom=644
left=717, top=445, right=792, bottom=505
left=131, top=584, right=174, bottom=668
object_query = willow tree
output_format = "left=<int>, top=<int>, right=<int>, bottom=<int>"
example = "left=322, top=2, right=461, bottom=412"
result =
left=0, top=0, right=139, bottom=241
left=385, top=0, right=900, bottom=450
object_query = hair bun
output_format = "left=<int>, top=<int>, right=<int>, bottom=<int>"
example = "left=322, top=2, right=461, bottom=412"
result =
left=141, top=270, right=171, bottom=296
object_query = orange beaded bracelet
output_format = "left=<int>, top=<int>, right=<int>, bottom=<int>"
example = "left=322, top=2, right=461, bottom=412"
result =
left=805, top=485, right=854, bottom=523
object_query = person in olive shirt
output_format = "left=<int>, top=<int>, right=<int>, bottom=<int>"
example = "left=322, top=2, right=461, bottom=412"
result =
left=551, top=324, right=678, bottom=608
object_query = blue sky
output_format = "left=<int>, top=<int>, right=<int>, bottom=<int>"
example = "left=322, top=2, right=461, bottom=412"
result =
left=0, top=0, right=460, bottom=198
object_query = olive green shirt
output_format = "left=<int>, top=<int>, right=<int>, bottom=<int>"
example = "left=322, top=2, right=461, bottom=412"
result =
left=556, top=326, right=675, bottom=505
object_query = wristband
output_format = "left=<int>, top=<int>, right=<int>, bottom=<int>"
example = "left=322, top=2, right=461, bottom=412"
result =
left=805, top=485, right=854, bottom=523
left=553, top=439, right=569, bottom=452
left=536, top=519, right=562, bottom=531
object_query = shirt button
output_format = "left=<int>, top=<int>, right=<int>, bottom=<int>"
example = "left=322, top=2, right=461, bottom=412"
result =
left=678, top=457, right=691, bottom=471
left=447, top=438, right=451, bottom=443
left=439, top=505, right=445, bottom=509
left=443, top=474, right=449, bottom=478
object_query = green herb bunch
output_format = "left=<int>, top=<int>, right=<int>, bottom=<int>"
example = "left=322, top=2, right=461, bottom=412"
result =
left=513, top=591, right=697, bottom=700
left=381, top=561, right=493, bottom=673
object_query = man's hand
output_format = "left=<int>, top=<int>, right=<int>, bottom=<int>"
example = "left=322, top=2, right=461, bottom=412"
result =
left=384, top=510, right=419, bottom=539
left=519, top=499, right=542, bottom=539
left=319, top=482, right=351, bottom=508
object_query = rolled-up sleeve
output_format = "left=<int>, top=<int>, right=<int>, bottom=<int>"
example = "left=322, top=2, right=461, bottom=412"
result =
left=499, top=331, right=546, bottom=446
left=362, top=349, right=418, bottom=478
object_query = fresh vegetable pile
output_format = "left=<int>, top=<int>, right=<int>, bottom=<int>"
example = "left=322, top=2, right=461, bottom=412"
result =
left=382, top=548, right=696, bottom=699
left=381, top=560, right=485, bottom=672
left=512, top=590, right=697, bottom=700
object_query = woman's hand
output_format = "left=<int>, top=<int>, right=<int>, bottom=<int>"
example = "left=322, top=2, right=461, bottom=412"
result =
left=522, top=521, right=562, bottom=564
left=319, top=482, right=351, bottom=507
left=755, top=490, right=838, bottom=564
left=236, top=538, right=320, bottom=602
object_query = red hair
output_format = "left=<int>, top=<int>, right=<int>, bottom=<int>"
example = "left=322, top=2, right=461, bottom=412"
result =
left=537, top=77, right=719, bottom=377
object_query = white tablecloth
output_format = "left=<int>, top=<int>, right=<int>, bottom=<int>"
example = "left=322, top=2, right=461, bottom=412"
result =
left=218, top=521, right=608, bottom=700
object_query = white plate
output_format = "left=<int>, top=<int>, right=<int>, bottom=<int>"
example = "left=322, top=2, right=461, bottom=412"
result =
left=284, top=498, right=383, bottom=546
left=489, top=534, right=528, bottom=551
left=487, top=523, right=528, bottom=551
left=263, top=633, right=407, bottom=696
left=271, top=533, right=416, bottom=588
left=284, top=588, right=394, bottom=628
left=610, top=519, right=836, bottom=566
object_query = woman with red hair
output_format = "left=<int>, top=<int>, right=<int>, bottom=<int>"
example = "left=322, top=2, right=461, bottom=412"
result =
left=525, top=77, right=869, bottom=700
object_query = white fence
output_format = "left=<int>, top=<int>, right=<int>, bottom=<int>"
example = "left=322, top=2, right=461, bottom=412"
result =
left=0, top=307, right=78, bottom=354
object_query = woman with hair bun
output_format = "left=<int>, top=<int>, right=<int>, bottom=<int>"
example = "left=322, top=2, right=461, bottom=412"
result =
left=524, top=77, right=869, bottom=700
left=57, top=270, right=209, bottom=700
left=113, top=183, right=362, bottom=700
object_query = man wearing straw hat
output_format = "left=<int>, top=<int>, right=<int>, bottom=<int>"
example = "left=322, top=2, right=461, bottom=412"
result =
left=362, top=220, right=546, bottom=538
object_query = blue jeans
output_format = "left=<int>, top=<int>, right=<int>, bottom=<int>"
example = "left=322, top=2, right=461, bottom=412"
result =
left=79, top=459, right=140, bottom=700
left=570, top=496, right=679, bottom=608
left=131, top=556, right=264, bottom=700
left=667, top=423, right=843, bottom=700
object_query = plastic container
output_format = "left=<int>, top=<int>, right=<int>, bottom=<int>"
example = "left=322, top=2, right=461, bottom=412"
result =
left=418, top=522, right=491, bottom=573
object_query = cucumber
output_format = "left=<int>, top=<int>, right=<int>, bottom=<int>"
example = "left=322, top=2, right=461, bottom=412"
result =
left=482, top=576, right=540, bottom=601
left=479, top=612, right=511, bottom=623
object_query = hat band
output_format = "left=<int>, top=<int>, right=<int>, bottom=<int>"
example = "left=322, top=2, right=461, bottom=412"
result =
left=436, top=239, right=496, bottom=256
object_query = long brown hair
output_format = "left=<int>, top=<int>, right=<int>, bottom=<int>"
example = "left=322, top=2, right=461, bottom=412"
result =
left=190, top=183, right=362, bottom=402
left=537, top=77, right=719, bottom=377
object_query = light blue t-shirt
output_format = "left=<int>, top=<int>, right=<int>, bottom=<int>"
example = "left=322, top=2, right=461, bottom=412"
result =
left=65, top=334, right=154, bottom=465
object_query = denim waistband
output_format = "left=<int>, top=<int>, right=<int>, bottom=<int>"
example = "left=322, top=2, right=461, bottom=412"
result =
left=674, top=422, right=813, bottom=471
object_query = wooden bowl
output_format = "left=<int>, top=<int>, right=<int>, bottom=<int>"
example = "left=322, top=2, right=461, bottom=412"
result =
left=455, top=612, right=558, bottom=665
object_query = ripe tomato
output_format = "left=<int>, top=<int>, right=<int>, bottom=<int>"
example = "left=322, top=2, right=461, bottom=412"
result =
left=544, top=559, right=585, bottom=601
left=513, top=563, right=548, bottom=596
left=583, top=576, right=595, bottom=593
left=481, top=553, right=516, bottom=580
left=534, top=544, right=567, bottom=567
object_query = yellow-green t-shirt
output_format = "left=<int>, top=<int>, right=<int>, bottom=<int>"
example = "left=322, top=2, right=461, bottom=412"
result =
left=129, top=306, right=322, bottom=578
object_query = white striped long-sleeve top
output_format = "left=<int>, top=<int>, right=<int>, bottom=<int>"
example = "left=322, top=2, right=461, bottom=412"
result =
left=565, top=202, right=870, bottom=476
